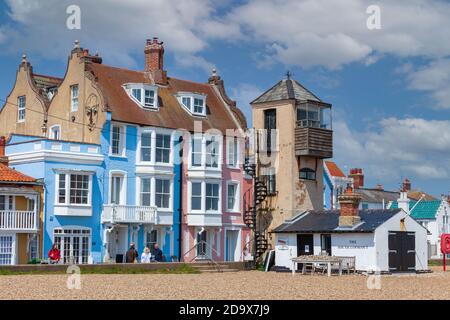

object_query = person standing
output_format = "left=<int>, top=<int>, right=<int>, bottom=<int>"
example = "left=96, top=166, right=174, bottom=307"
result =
left=48, top=244, right=61, bottom=264
left=125, top=243, right=139, bottom=263
left=140, top=247, right=152, bottom=263
left=152, top=243, right=163, bottom=262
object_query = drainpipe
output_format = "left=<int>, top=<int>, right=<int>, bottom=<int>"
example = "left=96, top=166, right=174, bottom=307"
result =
left=178, top=136, right=184, bottom=262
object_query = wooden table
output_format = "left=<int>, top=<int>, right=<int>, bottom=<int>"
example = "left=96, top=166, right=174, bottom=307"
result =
left=291, top=255, right=343, bottom=277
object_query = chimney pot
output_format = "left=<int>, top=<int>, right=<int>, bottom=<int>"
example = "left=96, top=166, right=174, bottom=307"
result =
left=0, top=136, right=8, bottom=166
left=401, top=178, right=411, bottom=192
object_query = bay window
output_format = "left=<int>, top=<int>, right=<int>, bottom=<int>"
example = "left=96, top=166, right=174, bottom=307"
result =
left=139, top=177, right=173, bottom=210
left=56, top=173, right=92, bottom=206
left=296, top=102, right=332, bottom=129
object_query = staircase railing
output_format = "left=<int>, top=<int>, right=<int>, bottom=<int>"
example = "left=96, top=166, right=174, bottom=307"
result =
left=182, top=240, right=223, bottom=272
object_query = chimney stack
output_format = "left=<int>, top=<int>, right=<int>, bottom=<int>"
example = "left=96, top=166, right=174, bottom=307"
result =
left=349, top=168, right=364, bottom=189
left=397, top=192, right=410, bottom=214
left=401, top=178, right=411, bottom=192
left=144, top=37, right=167, bottom=84
left=338, top=185, right=362, bottom=227
left=375, top=183, right=384, bottom=191
left=0, top=136, right=8, bottom=166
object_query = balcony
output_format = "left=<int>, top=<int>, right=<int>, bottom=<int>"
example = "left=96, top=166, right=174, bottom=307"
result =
left=102, top=205, right=157, bottom=224
left=0, top=210, right=38, bottom=232
left=295, top=125, right=333, bottom=159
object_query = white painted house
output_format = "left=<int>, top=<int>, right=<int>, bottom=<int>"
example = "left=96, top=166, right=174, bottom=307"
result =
left=273, top=187, right=429, bottom=273
left=389, top=193, right=450, bottom=258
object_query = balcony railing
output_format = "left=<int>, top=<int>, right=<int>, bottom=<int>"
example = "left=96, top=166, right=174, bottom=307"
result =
left=295, top=125, right=333, bottom=159
left=102, top=205, right=157, bottom=224
left=0, top=210, right=37, bottom=231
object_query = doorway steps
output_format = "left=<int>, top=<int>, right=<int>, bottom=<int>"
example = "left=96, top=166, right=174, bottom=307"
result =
left=190, top=262, right=242, bottom=273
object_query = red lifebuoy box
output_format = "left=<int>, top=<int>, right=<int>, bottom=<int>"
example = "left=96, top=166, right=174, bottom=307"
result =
left=442, top=234, right=450, bottom=254
left=441, top=234, right=450, bottom=272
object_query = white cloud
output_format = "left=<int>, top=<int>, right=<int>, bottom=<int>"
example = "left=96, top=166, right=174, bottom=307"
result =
left=334, top=117, right=450, bottom=185
left=227, top=0, right=450, bottom=69
left=2, top=0, right=237, bottom=68
left=405, top=59, right=450, bottom=109
left=174, top=54, right=215, bottom=74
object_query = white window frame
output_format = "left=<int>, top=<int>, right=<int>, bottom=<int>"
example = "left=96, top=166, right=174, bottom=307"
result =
left=110, top=123, right=126, bottom=157
left=155, top=133, right=172, bottom=164
left=109, top=170, right=127, bottom=205
left=53, top=227, right=91, bottom=264
left=17, top=96, right=26, bottom=122
left=0, top=234, right=16, bottom=265
left=70, top=85, right=79, bottom=112
left=55, top=172, right=93, bottom=207
left=155, top=178, right=171, bottom=209
left=138, top=176, right=173, bottom=212
left=226, top=136, right=240, bottom=169
left=49, top=125, right=61, bottom=140
left=0, top=195, right=15, bottom=211
left=124, top=83, right=159, bottom=110
left=188, top=180, right=221, bottom=214
left=205, top=182, right=220, bottom=212
left=177, top=92, right=207, bottom=117
left=226, top=181, right=240, bottom=213
left=188, top=134, right=223, bottom=171
left=137, top=128, right=174, bottom=166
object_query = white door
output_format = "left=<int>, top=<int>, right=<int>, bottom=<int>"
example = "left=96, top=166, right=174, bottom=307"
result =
left=0, top=235, right=15, bottom=265
left=109, top=226, right=128, bottom=262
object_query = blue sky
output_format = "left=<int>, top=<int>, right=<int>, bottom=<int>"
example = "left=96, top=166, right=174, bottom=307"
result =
left=1, top=0, right=450, bottom=197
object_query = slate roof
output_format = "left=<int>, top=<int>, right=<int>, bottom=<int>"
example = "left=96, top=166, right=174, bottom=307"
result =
left=251, top=79, right=322, bottom=104
left=272, top=209, right=402, bottom=233
left=88, top=63, right=242, bottom=134
left=355, top=188, right=399, bottom=204
left=324, top=161, right=346, bottom=178
left=390, top=200, right=442, bottom=220
left=0, top=163, right=37, bottom=183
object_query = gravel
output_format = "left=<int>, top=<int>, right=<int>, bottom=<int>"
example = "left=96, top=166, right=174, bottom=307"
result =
left=1, top=266, right=449, bottom=300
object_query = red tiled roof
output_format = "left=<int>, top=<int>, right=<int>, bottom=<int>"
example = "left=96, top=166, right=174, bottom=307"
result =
left=325, top=161, right=345, bottom=177
left=0, top=163, right=36, bottom=183
left=88, top=63, right=241, bottom=134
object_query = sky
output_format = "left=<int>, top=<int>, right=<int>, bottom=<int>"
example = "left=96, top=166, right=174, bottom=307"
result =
left=0, top=0, right=449, bottom=197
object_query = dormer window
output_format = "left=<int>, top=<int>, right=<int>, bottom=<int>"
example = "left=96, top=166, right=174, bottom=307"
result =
left=177, top=93, right=207, bottom=117
left=124, top=84, right=158, bottom=110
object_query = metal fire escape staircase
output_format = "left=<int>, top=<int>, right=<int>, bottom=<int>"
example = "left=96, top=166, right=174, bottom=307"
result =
left=243, top=157, right=269, bottom=262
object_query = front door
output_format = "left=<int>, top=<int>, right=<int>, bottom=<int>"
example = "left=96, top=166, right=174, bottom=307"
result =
left=109, top=226, right=128, bottom=263
left=226, top=230, right=238, bottom=261
left=388, top=231, right=416, bottom=272
left=196, top=230, right=208, bottom=259
left=297, top=234, right=314, bottom=270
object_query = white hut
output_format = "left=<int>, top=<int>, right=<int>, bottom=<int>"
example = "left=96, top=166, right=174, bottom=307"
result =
left=273, top=187, right=429, bottom=273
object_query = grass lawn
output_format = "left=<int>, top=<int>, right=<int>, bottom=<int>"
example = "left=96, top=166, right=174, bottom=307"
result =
left=0, top=264, right=200, bottom=276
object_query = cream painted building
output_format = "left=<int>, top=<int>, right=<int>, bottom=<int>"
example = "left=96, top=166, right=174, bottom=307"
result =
left=250, top=76, right=333, bottom=247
